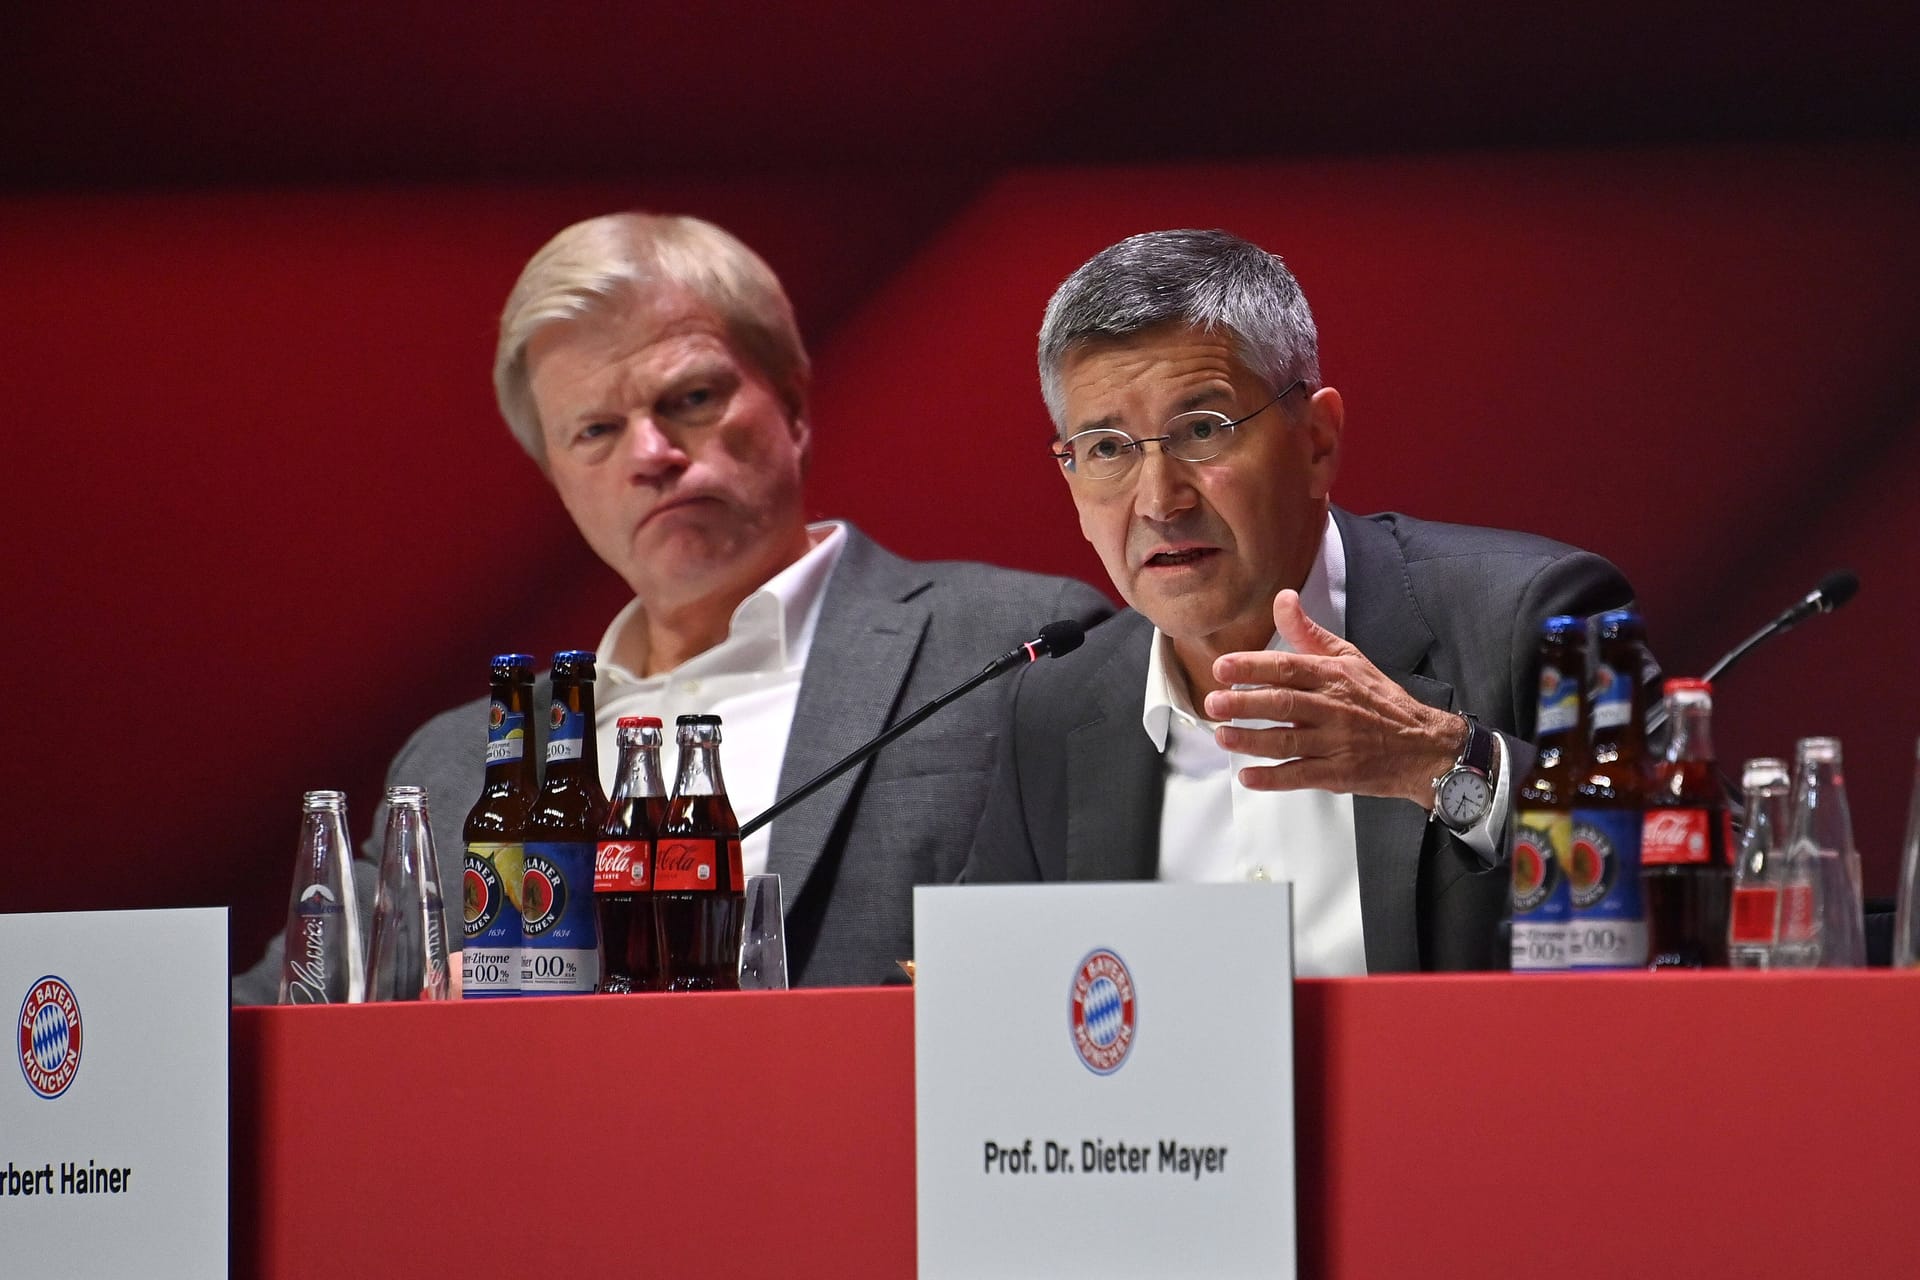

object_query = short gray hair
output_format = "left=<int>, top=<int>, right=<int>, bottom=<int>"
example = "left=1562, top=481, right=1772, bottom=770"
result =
left=494, top=212, right=811, bottom=465
left=1037, top=229, right=1320, bottom=428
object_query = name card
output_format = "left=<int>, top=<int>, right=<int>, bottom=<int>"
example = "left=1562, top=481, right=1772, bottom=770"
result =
left=915, top=883, right=1296, bottom=1279
left=2, top=908, right=228, bottom=1278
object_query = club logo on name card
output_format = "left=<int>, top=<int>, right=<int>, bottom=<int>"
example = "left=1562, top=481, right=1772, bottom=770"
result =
left=18, top=975, right=84, bottom=1100
left=1069, top=948, right=1137, bottom=1076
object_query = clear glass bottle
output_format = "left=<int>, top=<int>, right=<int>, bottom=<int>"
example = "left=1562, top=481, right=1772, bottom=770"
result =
left=367, top=786, right=452, bottom=1001
left=1728, top=759, right=1789, bottom=968
left=1788, top=736, right=1866, bottom=968
left=278, top=790, right=366, bottom=1004
left=1892, top=738, right=1920, bottom=968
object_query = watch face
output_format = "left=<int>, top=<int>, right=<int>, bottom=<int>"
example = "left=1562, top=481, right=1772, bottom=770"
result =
left=1439, top=770, right=1493, bottom=825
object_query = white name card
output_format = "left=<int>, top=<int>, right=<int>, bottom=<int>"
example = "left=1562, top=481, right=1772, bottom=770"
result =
left=1, top=908, right=229, bottom=1278
left=914, top=883, right=1296, bottom=1279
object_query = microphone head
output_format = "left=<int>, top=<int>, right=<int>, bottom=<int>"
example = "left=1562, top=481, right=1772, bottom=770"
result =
left=1817, top=570, right=1859, bottom=612
left=1036, top=620, right=1086, bottom=659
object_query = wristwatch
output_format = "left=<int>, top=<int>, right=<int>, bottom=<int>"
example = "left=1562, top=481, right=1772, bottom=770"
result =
left=1432, top=713, right=1498, bottom=834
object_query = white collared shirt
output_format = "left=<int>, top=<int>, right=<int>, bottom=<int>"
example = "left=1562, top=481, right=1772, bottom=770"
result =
left=592, top=521, right=848, bottom=879
left=1144, top=512, right=1509, bottom=976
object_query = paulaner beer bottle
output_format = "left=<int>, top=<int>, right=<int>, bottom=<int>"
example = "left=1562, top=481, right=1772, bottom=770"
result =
left=1510, top=616, right=1585, bottom=973
left=1568, top=610, right=1650, bottom=969
left=279, top=790, right=366, bottom=1004
left=656, top=715, right=746, bottom=992
left=522, top=650, right=608, bottom=994
left=463, top=654, right=537, bottom=998
left=597, top=716, right=667, bottom=994
left=1641, top=678, right=1733, bottom=968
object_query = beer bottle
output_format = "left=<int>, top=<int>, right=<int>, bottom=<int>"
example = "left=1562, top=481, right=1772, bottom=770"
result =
left=1568, top=610, right=1650, bottom=969
left=1641, top=679, right=1733, bottom=968
left=655, top=715, right=746, bottom=992
left=1510, top=616, right=1585, bottom=973
left=462, top=654, right=537, bottom=999
left=1728, top=758, right=1790, bottom=968
left=522, top=650, right=608, bottom=995
left=596, top=716, right=667, bottom=994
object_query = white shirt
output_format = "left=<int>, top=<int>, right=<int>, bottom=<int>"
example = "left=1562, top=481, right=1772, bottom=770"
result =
left=592, top=522, right=847, bottom=880
left=1144, top=512, right=1510, bottom=977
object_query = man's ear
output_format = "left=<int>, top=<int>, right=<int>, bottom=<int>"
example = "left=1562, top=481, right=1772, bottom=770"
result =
left=1304, top=386, right=1344, bottom=499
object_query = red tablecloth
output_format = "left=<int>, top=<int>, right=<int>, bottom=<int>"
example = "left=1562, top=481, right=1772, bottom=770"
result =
left=232, top=972, right=1920, bottom=1278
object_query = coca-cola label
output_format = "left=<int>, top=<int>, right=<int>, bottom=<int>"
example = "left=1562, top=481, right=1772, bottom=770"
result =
left=1731, top=885, right=1782, bottom=945
left=462, top=842, right=523, bottom=998
left=1536, top=665, right=1580, bottom=735
left=594, top=840, right=651, bottom=893
left=1642, top=808, right=1727, bottom=866
left=520, top=842, right=599, bottom=993
left=486, top=702, right=526, bottom=763
left=1568, top=808, right=1648, bottom=968
left=1589, top=662, right=1632, bottom=731
left=655, top=837, right=720, bottom=892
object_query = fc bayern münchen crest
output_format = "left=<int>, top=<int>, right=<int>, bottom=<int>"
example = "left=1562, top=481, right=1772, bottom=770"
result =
left=1069, top=948, right=1137, bottom=1076
left=18, top=976, right=83, bottom=1100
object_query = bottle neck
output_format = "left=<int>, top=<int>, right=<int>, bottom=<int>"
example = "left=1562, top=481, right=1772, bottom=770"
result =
left=609, top=742, right=668, bottom=805
left=672, top=742, right=727, bottom=799
left=1534, top=653, right=1584, bottom=763
left=1740, top=782, right=1790, bottom=851
left=1792, top=757, right=1855, bottom=851
left=1588, top=643, right=1646, bottom=760
left=1664, top=700, right=1715, bottom=763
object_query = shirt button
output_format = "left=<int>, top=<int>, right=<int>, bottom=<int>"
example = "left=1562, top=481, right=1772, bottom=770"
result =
left=683, top=679, right=702, bottom=696
left=1248, top=866, right=1271, bottom=883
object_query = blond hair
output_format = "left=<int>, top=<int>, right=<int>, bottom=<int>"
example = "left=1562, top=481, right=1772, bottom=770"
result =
left=493, top=212, right=810, bottom=465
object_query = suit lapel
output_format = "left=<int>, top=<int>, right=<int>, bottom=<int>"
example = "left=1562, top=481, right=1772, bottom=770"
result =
left=1335, top=509, right=1452, bottom=972
left=1064, top=617, right=1162, bottom=882
left=768, top=530, right=930, bottom=908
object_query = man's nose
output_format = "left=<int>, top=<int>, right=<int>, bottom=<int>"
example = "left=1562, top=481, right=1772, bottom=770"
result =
left=625, top=414, right=689, bottom=481
left=1130, top=446, right=1196, bottom=523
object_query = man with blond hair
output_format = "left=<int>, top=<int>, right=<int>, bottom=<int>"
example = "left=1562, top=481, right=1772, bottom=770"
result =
left=234, top=213, right=1107, bottom=999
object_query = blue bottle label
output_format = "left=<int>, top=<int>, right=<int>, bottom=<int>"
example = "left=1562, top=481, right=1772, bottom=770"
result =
left=521, top=841, right=600, bottom=993
left=486, top=703, right=527, bottom=764
left=546, top=703, right=586, bottom=763
left=1568, top=808, right=1649, bottom=968
left=1536, top=665, right=1581, bottom=736
left=463, top=842, right=523, bottom=997
left=1588, top=662, right=1634, bottom=731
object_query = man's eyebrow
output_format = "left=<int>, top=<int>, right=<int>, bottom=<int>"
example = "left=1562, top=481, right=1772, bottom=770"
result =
left=1068, top=411, right=1124, bottom=436
left=1174, top=387, right=1235, bottom=414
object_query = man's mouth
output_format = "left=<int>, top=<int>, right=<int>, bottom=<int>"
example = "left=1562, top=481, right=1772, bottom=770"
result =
left=640, top=495, right=716, bottom=529
left=1143, top=547, right=1219, bottom=568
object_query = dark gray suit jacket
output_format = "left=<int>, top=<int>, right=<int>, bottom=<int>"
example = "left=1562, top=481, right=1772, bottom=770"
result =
left=961, top=508, right=1641, bottom=972
left=233, top=526, right=1112, bottom=1001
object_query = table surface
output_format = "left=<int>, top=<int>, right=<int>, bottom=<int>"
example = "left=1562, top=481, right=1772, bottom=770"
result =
left=231, top=972, right=1920, bottom=1279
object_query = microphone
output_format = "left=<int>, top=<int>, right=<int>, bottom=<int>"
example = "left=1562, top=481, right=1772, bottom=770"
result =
left=1701, top=569, right=1859, bottom=685
left=737, top=619, right=1088, bottom=840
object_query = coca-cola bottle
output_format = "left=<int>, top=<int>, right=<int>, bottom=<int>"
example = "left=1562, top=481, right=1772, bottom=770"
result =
left=522, top=650, right=607, bottom=994
left=1510, top=616, right=1585, bottom=973
left=1641, top=678, right=1732, bottom=968
left=1569, top=609, right=1650, bottom=969
left=655, top=715, right=745, bottom=992
left=596, top=716, right=667, bottom=994
left=462, top=653, right=537, bottom=998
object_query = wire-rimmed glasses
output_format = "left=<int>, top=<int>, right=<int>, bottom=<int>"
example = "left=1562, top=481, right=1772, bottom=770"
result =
left=1050, top=378, right=1307, bottom=480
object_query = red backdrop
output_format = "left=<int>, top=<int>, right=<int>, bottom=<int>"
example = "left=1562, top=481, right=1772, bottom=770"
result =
left=3, top=9, right=1916, bottom=973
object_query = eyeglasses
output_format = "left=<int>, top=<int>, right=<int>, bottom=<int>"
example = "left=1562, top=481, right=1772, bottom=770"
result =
left=1050, top=378, right=1308, bottom=480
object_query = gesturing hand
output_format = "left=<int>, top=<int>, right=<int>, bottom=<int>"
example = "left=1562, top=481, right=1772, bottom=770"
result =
left=1201, top=590, right=1464, bottom=808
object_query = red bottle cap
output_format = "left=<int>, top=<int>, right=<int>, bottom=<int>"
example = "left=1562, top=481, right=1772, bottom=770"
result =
left=616, top=715, right=664, bottom=729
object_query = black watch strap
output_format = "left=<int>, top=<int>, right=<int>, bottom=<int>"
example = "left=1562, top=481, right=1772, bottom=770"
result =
left=1456, top=713, right=1495, bottom=777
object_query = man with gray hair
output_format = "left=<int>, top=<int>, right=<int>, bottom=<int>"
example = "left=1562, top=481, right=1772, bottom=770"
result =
left=963, top=229, right=1643, bottom=973
left=234, top=212, right=1108, bottom=999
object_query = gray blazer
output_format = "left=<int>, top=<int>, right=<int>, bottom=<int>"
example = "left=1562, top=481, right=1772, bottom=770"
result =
left=961, top=508, right=1643, bottom=972
left=233, top=526, right=1112, bottom=1000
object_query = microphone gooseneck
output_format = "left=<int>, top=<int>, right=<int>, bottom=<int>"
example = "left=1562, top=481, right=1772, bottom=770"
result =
left=1700, top=569, right=1860, bottom=687
left=738, top=619, right=1090, bottom=840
